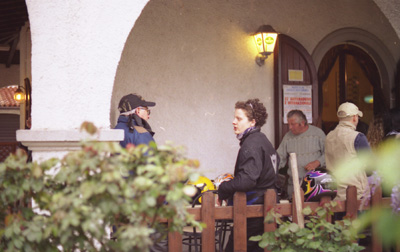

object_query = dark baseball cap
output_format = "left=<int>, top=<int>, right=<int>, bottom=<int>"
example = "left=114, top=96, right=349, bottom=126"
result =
left=118, top=93, right=156, bottom=113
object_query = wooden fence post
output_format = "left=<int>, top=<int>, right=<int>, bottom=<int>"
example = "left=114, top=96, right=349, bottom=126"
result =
left=289, top=153, right=304, bottom=228
left=345, top=186, right=357, bottom=219
left=233, top=192, right=247, bottom=252
left=168, top=221, right=182, bottom=252
left=371, top=186, right=382, bottom=252
left=292, top=188, right=304, bottom=225
left=264, top=189, right=276, bottom=252
left=201, top=191, right=216, bottom=252
left=264, top=189, right=277, bottom=232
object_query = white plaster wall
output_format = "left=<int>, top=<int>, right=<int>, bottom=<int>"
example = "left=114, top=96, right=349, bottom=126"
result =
left=21, top=0, right=400, bottom=175
left=111, top=1, right=277, bottom=179
left=26, top=0, right=148, bottom=130
left=111, top=0, right=400, bottom=179
left=275, top=0, right=400, bottom=60
left=374, top=0, right=400, bottom=39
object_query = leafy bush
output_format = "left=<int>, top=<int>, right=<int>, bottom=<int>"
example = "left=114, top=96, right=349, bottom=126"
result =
left=0, top=123, right=201, bottom=251
left=250, top=202, right=364, bottom=252
left=334, top=139, right=400, bottom=248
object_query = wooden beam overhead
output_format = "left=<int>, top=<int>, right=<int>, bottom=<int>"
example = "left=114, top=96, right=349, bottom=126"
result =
left=6, top=32, right=19, bottom=68
left=0, top=0, right=28, bottom=65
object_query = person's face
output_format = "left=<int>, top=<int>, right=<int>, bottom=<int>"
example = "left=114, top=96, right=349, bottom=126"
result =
left=136, top=106, right=151, bottom=120
left=288, top=116, right=307, bottom=135
left=232, top=109, right=255, bottom=135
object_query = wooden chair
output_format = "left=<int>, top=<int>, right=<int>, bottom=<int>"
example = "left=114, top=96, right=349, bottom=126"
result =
left=182, top=190, right=226, bottom=252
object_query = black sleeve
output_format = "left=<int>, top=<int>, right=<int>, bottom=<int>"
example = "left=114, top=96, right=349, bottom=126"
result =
left=218, top=148, right=262, bottom=200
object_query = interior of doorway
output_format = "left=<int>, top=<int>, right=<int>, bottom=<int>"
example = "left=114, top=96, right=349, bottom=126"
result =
left=318, top=44, right=386, bottom=135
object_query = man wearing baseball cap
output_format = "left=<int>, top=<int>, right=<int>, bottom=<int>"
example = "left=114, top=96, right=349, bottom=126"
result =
left=115, top=93, right=156, bottom=147
left=325, top=102, right=370, bottom=204
left=114, top=94, right=169, bottom=251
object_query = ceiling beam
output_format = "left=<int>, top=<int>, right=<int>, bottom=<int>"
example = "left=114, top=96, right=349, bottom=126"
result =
left=6, top=31, right=19, bottom=68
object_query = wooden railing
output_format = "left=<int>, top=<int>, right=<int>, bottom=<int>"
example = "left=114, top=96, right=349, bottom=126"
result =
left=165, top=186, right=392, bottom=252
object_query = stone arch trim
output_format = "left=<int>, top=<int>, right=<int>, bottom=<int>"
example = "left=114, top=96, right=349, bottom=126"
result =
left=312, top=28, right=396, bottom=106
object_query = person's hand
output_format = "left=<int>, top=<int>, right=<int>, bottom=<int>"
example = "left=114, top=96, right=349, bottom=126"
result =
left=304, top=160, right=320, bottom=171
left=216, top=196, right=223, bottom=206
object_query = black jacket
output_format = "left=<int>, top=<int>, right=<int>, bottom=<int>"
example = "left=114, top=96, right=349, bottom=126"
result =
left=218, top=128, right=279, bottom=205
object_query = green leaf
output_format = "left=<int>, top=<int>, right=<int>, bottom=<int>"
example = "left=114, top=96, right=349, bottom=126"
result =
left=259, top=239, right=270, bottom=248
left=288, top=223, right=299, bottom=232
left=309, top=241, right=321, bottom=249
left=13, top=222, right=21, bottom=235
left=249, top=235, right=262, bottom=241
left=302, top=207, right=312, bottom=215
left=13, top=238, right=23, bottom=249
left=27, top=230, right=42, bottom=242
left=317, top=208, right=327, bottom=217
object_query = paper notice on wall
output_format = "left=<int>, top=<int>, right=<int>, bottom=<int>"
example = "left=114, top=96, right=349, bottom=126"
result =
left=288, top=70, right=303, bottom=82
left=283, top=85, right=312, bottom=123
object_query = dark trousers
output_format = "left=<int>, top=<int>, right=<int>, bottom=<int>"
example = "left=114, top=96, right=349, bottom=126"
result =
left=224, top=217, right=264, bottom=252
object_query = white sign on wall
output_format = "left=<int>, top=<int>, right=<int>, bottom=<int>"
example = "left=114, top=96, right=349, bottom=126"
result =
left=283, top=85, right=312, bottom=123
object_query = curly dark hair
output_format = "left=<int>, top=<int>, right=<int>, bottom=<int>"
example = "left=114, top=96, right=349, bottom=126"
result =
left=235, top=98, right=268, bottom=128
left=367, top=115, right=384, bottom=149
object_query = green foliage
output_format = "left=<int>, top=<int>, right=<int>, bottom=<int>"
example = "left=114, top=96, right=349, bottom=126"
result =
left=0, top=123, right=201, bottom=251
left=333, top=139, right=400, bottom=248
left=250, top=202, right=364, bottom=252
left=334, top=139, right=400, bottom=195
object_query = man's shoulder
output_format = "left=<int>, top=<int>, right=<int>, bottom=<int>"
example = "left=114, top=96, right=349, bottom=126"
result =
left=248, top=129, right=266, bottom=138
left=307, top=125, right=325, bottom=136
left=133, top=125, right=148, bottom=134
left=114, top=121, right=127, bottom=131
left=326, top=125, right=339, bottom=138
left=282, top=130, right=294, bottom=140
left=242, top=131, right=270, bottom=148
left=354, top=132, right=369, bottom=145
left=114, top=123, right=150, bottom=136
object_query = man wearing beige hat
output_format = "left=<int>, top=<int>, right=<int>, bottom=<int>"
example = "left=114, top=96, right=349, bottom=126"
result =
left=325, top=102, right=370, bottom=203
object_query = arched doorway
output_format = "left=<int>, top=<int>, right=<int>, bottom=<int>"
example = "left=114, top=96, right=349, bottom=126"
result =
left=318, top=44, right=387, bottom=134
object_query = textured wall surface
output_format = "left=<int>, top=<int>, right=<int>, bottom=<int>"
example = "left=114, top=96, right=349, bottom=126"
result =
left=26, top=0, right=148, bottom=130
left=22, top=0, right=400, bottom=178
left=374, top=0, right=400, bottom=39
left=111, top=0, right=400, bottom=178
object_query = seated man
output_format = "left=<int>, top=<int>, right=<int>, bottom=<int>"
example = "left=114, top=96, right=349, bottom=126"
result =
left=277, top=110, right=326, bottom=200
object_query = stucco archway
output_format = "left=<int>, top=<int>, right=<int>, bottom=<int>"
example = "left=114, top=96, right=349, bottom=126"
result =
left=18, top=1, right=149, bottom=161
